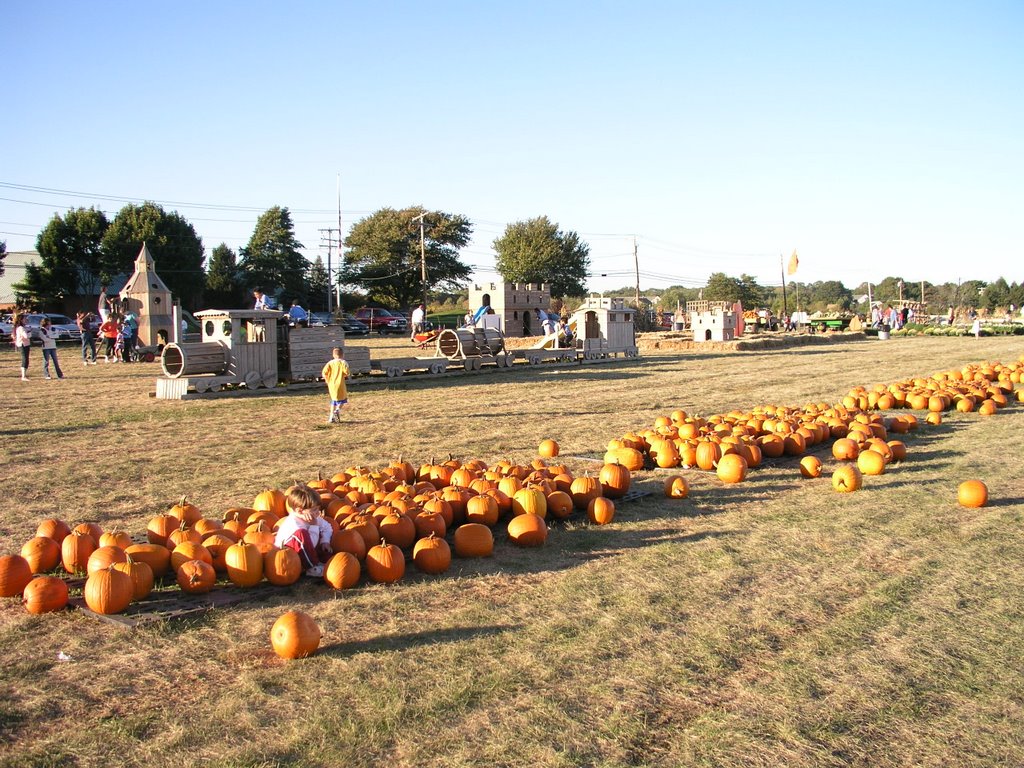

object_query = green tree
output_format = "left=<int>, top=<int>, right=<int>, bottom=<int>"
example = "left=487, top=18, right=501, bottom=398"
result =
left=341, top=206, right=472, bottom=309
left=238, top=206, right=308, bottom=306
left=307, top=255, right=330, bottom=312
left=25, top=207, right=109, bottom=303
left=204, top=243, right=245, bottom=308
left=102, top=202, right=205, bottom=309
left=704, top=272, right=767, bottom=308
left=982, top=277, right=1010, bottom=311
left=492, top=216, right=590, bottom=298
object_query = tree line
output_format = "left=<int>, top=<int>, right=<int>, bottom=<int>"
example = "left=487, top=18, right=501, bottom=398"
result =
left=6, top=202, right=1018, bottom=318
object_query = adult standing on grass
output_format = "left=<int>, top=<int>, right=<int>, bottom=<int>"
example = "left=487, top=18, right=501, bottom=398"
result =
left=77, top=312, right=97, bottom=365
left=98, top=285, right=110, bottom=322
left=410, top=303, right=426, bottom=340
left=13, top=312, right=32, bottom=381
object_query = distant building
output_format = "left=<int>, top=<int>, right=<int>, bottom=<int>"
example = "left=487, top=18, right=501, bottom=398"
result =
left=0, top=250, right=40, bottom=309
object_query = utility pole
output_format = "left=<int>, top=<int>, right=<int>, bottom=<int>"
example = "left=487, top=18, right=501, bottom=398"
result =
left=898, top=279, right=904, bottom=303
left=633, top=237, right=640, bottom=309
left=336, top=173, right=343, bottom=313
left=319, top=228, right=340, bottom=314
left=412, top=212, right=427, bottom=310
left=780, top=254, right=789, bottom=317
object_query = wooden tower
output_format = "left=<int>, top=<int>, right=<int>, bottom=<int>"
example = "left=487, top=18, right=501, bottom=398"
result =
left=119, top=243, right=174, bottom=348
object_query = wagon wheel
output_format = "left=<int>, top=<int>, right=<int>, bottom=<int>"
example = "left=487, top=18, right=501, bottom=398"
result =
left=385, top=366, right=403, bottom=378
left=528, top=355, right=540, bottom=366
left=143, top=351, right=156, bottom=363
left=262, top=370, right=277, bottom=388
left=206, top=383, right=221, bottom=393
left=429, top=361, right=446, bottom=375
left=244, top=371, right=261, bottom=388
left=193, top=379, right=209, bottom=393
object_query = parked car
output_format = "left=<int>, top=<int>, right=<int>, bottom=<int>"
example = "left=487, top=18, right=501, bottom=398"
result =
left=0, top=313, right=12, bottom=343
left=26, top=313, right=82, bottom=344
left=308, top=312, right=333, bottom=327
left=339, top=315, right=370, bottom=336
left=352, top=308, right=409, bottom=334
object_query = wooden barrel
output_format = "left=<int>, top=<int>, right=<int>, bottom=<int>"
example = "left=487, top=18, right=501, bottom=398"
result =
left=474, top=327, right=505, bottom=355
left=436, top=328, right=479, bottom=359
left=161, top=342, right=229, bottom=378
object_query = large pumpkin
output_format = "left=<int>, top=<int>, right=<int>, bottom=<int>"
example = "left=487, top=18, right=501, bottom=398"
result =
left=87, top=545, right=128, bottom=576
left=957, top=480, right=988, bottom=508
left=507, top=513, right=547, bottom=547
left=124, top=543, right=171, bottom=578
left=365, top=541, right=405, bottom=584
left=511, top=487, right=547, bottom=519
left=224, top=540, right=265, bottom=587
left=264, top=547, right=303, bottom=586
left=464, top=495, right=499, bottom=527
left=146, top=513, right=179, bottom=546
left=832, top=465, right=863, bottom=493
left=169, top=495, right=203, bottom=526
left=61, top=531, right=96, bottom=575
left=857, top=450, right=886, bottom=476
left=253, top=488, right=287, bottom=518
left=412, top=533, right=452, bottom=574
left=20, top=536, right=61, bottom=574
left=716, top=453, right=748, bottom=484
left=22, top=575, right=69, bottom=614
left=324, top=551, right=361, bottom=589
left=270, top=610, right=321, bottom=660
left=0, top=555, right=33, bottom=597
left=331, top=528, right=369, bottom=561
left=546, top=491, right=574, bottom=520
left=695, top=441, right=721, bottom=471
left=84, top=565, right=134, bottom=615
left=599, top=462, right=631, bottom=499
left=453, top=523, right=494, bottom=558
left=378, top=511, right=416, bottom=549
left=113, top=555, right=154, bottom=601
left=569, top=474, right=602, bottom=511
left=36, top=518, right=71, bottom=546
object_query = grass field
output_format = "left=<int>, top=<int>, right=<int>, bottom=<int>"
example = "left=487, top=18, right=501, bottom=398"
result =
left=1, top=335, right=1022, bottom=768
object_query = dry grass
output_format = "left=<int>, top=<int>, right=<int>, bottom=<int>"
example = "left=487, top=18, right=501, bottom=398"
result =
left=1, top=335, right=1023, bottom=767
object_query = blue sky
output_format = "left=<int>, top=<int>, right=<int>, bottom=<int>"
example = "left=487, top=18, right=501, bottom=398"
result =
left=2, top=1, right=1021, bottom=294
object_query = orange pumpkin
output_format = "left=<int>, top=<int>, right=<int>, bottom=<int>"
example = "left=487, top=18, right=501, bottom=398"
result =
left=599, top=462, right=631, bottom=499
left=86, top=545, right=128, bottom=576
left=453, top=523, right=494, bottom=558
left=799, top=456, right=822, bottom=478
left=84, top=565, right=134, bottom=614
left=507, top=513, right=547, bottom=547
left=36, top=518, right=71, bottom=546
left=324, top=551, right=361, bottom=589
left=20, top=536, right=61, bottom=574
left=61, top=531, right=96, bottom=575
left=663, top=475, right=689, bottom=499
left=224, top=540, right=264, bottom=587
left=587, top=497, right=616, bottom=525
left=22, top=575, right=69, bottom=614
left=412, top=533, right=452, bottom=574
left=365, top=541, right=405, bottom=583
left=177, top=559, right=217, bottom=594
left=0, top=555, right=33, bottom=597
left=112, top=555, right=154, bottom=601
left=957, top=480, right=988, bottom=508
left=264, top=547, right=303, bottom=586
left=831, top=465, right=863, bottom=493
left=124, top=543, right=171, bottom=578
left=716, top=453, right=748, bottom=484
left=538, top=438, right=560, bottom=458
left=270, top=610, right=321, bottom=659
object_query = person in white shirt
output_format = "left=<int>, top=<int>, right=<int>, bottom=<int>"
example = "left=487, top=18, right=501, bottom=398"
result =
left=38, top=318, right=65, bottom=380
left=410, top=303, right=426, bottom=339
left=274, top=484, right=334, bottom=577
left=13, top=313, right=32, bottom=381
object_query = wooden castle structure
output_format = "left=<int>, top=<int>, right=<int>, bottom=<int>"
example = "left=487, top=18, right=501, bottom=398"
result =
left=687, top=301, right=738, bottom=342
left=569, top=296, right=638, bottom=358
left=467, top=281, right=551, bottom=337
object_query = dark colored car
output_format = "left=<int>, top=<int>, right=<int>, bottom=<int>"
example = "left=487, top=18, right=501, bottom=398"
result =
left=308, top=312, right=333, bottom=327
left=353, top=308, right=409, bottom=334
left=339, top=315, right=370, bottom=336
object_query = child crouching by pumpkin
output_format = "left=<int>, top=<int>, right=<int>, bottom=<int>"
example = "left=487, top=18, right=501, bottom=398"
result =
left=274, top=484, right=333, bottom=577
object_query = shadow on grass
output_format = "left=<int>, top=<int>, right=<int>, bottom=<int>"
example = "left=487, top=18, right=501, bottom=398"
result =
left=319, top=622, right=519, bottom=657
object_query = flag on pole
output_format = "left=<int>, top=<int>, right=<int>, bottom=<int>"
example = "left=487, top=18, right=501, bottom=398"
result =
left=787, top=250, right=799, bottom=276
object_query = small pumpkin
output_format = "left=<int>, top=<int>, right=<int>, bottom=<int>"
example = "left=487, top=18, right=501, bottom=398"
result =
left=663, top=475, right=689, bottom=499
left=98, top=530, right=133, bottom=550
left=412, top=533, right=452, bottom=574
left=569, top=474, right=602, bottom=510
left=546, top=490, right=574, bottom=520
left=270, top=610, right=321, bottom=659
left=331, top=528, right=368, bottom=561
left=22, top=575, right=69, bottom=614
left=72, top=522, right=104, bottom=543
left=857, top=450, right=886, bottom=476
left=799, top=456, right=823, bottom=479
left=146, top=513, right=179, bottom=546
left=587, top=497, right=616, bottom=525
left=957, top=480, right=988, bottom=508
left=538, top=438, right=560, bottom=458
left=169, top=495, right=203, bottom=526
left=264, top=547, right=303, bottom=586
left=378, top=511, right=416, bottom=549
left=177, top=559, right=217, bottom=594
left=171, top=542, right=213, bottom=574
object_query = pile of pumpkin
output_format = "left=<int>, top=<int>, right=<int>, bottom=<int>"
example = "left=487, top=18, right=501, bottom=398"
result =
left=604, top=359, right=1020, bottom=495
left=0, top=446, right=636, bottom=616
